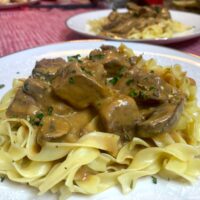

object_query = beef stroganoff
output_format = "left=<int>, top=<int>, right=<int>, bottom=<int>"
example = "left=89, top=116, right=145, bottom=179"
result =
left=89, top=3, right=191, bottom=39
left=0, top=44, right=200, bottom=199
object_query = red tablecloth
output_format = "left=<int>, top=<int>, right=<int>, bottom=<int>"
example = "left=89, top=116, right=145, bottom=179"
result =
left=0, top=7, right=200, bottom=57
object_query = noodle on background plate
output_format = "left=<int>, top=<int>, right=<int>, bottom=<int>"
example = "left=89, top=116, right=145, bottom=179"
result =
left=0, top=45, right=200, bottom=200
left=88, top=2, right=191, bottom=40
left=89, top=17, right=190, bottom=40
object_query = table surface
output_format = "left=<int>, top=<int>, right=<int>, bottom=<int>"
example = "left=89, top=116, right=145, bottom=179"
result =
left=0, top=3, right=200, bottom=57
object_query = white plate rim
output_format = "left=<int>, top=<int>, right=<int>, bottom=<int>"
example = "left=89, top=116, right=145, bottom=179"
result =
left=1, top=40, right=200, bottom=200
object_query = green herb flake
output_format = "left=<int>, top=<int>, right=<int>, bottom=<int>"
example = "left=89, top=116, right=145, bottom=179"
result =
left=109, top=77, right=119, bottom=85
left=81, top=67, right=93, bottom=76
left=67, top=54, right=81, bottom=62
left=150, top=70, right=154, bottom=74
left=133, top=12, right=139, bottom=17
left=47, top=106, right=54, bottom=116
left=126, top=79, right=133, bottom=86
left=23, top=82, right=29, bottom=92
left=36, top=113, right=44, bottom=120
left=139, top=90, right=147, bottom=99
left=68, top=77, right=75, bottom=84
left=0, top=84, right=5, bottom=89
left=89, top=54, right=105, bottom=60
left=129, top=89, right=138, bottom=98
left=112, top=7, right=117, bottom=11
left=28, top=112, right=44, bottom=126
left=109, top=67, right=126, bottom=85
left=39, top=121, right=43, bottom=126
left=118, top=67, right=125, bottom=75
left=151, top=176, right=157, bottom=184
left=0, top=176, right=5, bottom=182
left=155, top=6, right=161, bottom=14
left=149, top=86, right=156, bottom=91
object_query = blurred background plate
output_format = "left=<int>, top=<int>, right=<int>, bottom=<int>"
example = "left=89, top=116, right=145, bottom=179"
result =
left=66, top=9, right=200, bottom=44
left=0, top=0, right=40, bottom=9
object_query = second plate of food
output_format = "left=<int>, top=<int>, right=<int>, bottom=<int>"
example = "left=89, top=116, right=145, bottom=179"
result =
left=0, top=0, right=40, bottom=9
left=66, top=4, right=200, bottom=44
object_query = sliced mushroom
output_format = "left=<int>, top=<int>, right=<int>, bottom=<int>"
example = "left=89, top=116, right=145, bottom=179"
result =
left=38, top=115, right=71, bottom=142
left=136, top=97, right=184, bottom=138
left=32, top=58, right=67, bottom=81
left=38, top=109, right=95, bottom=143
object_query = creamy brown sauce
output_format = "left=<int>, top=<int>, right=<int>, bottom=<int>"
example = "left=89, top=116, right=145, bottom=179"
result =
left=6, top=45, right=185, bottom=143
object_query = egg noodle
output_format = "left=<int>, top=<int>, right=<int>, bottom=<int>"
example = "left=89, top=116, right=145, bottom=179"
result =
left=89, top=17, right=190, bottom=39
left=0, top=47, right=200, bottom=200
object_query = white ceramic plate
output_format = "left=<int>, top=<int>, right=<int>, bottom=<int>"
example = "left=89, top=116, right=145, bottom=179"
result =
left=0, top=0, right=40, bottom=9
left=66, top=9, right=200, bottom=44
left=0, top=40, right=200, bottom=200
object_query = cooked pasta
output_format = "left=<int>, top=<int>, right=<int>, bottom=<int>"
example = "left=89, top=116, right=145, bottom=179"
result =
left=0, top=44, right=200, bottom=200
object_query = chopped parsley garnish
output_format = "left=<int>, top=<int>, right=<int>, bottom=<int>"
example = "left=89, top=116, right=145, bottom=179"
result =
left=36, top=113, right=44, bottom=120
left=0, top=176, right=5, bottom=182
left=68, top=77, right=75, bottom=84
left=151, top=176, right=157, bottom=184
left=109, top=77, right=120, bottom=85
left=149, top=86, right=156, bottom=91
left=28, top=112, right=44, bottom=126
left=23, top=82, right=29, bottom=92
left=67, top=54, right=82, bottom=62
left=139, top=90, right=147, bottom=99
left=81, top=67, right=93, bottom=76
left=133, top=12, right=139, bottom=17
left=47, top=106, right=53, bottom=115
left=150, top=70, right=154, bottom=74
left=126, top=79, right=133, bottom=86
left=112, top=7, right=117, bottom=11
left=0, top=84, right=5, bottom=89
left=109, top=67, right=125, bottom=85
left=129, top=89, right=138, bottom=97
left=155, top=6, right=161, bottom=13
left=89, top=54, right=105, bottom=60
left=118, top=67, right=125, bottom=75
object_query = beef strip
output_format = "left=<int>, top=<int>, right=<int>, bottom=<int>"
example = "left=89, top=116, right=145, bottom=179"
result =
left=6, top=88, right=40, bottom=118
left=52, top=62, right=110, bottom=109
left=95, top=95, right=141, bottom=141
left=23, top=78, right=73, bottom=115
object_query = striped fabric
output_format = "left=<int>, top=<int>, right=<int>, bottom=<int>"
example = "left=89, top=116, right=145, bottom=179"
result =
left=0, top=8, right=199, bottom=57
